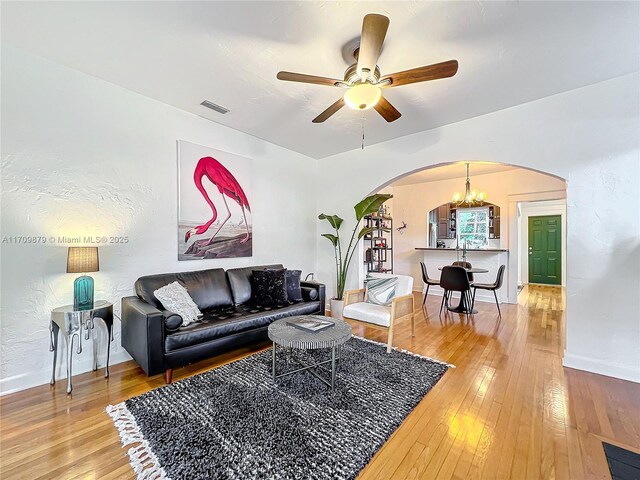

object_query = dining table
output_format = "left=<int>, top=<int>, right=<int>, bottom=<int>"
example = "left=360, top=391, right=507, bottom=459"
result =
left=438, top=266, right=489, bottom=314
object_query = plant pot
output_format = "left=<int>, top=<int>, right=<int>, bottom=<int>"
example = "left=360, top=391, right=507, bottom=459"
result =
left=330, top=298, right=345, bottom=320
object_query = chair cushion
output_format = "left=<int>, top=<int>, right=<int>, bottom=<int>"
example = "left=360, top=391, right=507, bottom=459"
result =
left=367, top=272, right=413, bottom=297
left=343, top=302, right=391, bottom=327
left=135, top=268, right=233, bottom=310
left=251, top=269, right=288, bottom=307
left=226, top=264, right=284, bottom=305
left=164, top=300, right=320, bottom=352
left=365, top=275, right=398, bottom=306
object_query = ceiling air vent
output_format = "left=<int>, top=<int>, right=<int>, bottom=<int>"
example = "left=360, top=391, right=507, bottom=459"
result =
left=200, top=100, right=229, bottom=115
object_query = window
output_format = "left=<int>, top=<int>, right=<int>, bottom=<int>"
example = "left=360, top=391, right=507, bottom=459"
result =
left=457, top=208, right=488, bottom=248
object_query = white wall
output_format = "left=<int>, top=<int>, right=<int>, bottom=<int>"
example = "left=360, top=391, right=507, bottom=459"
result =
left=388, top=169, right=566, bottom=292
left=316, top=73, right=640, bottom=383
left=518, top=199, right=567, bottom=287
left=0, top=47, right=318, bottom=394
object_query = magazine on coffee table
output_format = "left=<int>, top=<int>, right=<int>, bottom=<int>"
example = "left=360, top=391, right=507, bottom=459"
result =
left=286, top=317, right=335, bottom=333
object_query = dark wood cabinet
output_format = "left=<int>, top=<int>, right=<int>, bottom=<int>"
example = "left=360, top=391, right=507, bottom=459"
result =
left=488, top=205, right=501, bottom=239
left=437, top=220, right=449, bottom=239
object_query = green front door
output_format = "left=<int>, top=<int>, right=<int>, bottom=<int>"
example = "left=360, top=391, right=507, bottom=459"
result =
left=528, top=215, right=561, bottom=285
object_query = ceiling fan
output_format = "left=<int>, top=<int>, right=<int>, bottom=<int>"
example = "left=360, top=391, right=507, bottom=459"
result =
left=277, top=13, right=458, bottom=123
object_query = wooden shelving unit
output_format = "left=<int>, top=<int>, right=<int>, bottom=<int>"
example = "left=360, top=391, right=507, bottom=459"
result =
left=363, top=214, right=393, bottom=274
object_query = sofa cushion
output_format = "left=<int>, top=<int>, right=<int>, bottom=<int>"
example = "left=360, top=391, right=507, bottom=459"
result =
left=251, top=269, right=288, bottom=307
left=154, top=281, right=201, bottom=326
left=178, top=269, right=233, bottom=310
left=164, top=300, right=320, bottom=352
left=162, top=310, right=184, bottom=332
left=226, top=264, right=284, bottom=305
left=285, top=270, right=303, bottom=302
left=135, top=268, right=233, bottom=310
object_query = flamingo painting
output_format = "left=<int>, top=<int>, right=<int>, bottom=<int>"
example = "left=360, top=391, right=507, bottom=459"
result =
left=183, top=155, right=251, bottom=254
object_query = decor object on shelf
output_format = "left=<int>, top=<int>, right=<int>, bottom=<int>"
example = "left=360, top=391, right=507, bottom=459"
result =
left=451, top=163, right=487, bottom=207
left=343, top=273, right=414, bottom=352
left=50, top=301, right=113, bottom=393
left=178, top=140, right=252, bottom=260
left=121, top=264, right=325, bottom=383
left=66, top=246, right=99, bottom=311
left=318, top=193, right=392, bottom=319
left=106, top=337, right=450, bottom=480
left=276, top=13, right=458, bottom=123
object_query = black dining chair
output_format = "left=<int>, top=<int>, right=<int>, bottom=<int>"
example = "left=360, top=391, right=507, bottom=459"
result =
left=420, top=262, right=440, bottom=307
left=472, top=265, right=506, bottom=317
left=453, top=260, right=474, bottom=282
left=439, top=266, right=473, bottom=321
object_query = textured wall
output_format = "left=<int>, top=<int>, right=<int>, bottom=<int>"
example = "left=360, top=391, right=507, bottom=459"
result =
left=316, top=73, right=640, bottom=382
left=0, top=47, right=318, bottom=394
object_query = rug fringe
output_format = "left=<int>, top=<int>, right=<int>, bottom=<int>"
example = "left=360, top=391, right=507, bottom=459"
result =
left=352, top=334, right=456, bottom=368
left=105, top=403, right=170, bottom=480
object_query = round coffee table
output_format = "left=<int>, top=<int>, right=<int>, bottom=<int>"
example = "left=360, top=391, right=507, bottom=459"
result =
left=268, top=315, right=352, bottom=390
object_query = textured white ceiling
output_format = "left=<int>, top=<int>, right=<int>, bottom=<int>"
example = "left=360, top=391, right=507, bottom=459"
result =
left=2, top=1, right=638, bottom=159
left=390, top=162, right=517, bottom=186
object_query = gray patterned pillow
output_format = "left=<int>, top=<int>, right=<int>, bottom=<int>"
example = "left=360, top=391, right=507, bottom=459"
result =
left=154, top=281, right=202, bottom=326
left=365, top=275, right=398, bottom=306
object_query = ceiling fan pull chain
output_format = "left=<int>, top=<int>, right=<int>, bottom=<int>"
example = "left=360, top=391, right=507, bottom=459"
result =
left=361, top=112, right=366, bottom=150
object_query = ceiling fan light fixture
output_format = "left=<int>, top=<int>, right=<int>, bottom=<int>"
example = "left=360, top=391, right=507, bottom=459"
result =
left=343, top=82, right=381, bottom=110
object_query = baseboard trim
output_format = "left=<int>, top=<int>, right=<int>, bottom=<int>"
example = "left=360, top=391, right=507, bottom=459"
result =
left=563, top=351, right=640, bottom=383
left=0, top=350, right=132, bottom=396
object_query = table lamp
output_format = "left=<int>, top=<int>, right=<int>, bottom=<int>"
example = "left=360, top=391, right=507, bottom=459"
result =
left=67, top=247, right=99, bottom=311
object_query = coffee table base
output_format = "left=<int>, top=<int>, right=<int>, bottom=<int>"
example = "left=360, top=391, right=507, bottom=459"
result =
left=271, top=343, right=341, bottom=391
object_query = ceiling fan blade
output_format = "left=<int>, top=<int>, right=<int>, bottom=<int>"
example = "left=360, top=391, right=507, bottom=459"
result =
left=277, top=71, right=342, bottom=87
left=312, top=97, right=345, bottom=123
left=374, top=96, right=401, bottom=122
left=380, top=60, right=459, bottom=87
left=357, top=14, right=390, bottom=81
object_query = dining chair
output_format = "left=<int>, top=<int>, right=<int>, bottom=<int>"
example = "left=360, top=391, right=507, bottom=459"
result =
left=342, top=273, right=415, bottom=353
left=472, top=265, right=506, bottom=317
left=420, top=262, right=440, bottom=307
left=452, top=260, right=474, bottom=282
left=439, top=266, right=473, bottom=321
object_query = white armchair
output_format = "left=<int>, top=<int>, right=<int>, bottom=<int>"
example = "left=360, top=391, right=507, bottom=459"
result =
left=342, top=273, right=415, bottom=353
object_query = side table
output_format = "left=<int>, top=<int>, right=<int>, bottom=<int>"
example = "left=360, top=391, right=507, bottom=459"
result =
left=50, top=301, right=114, bottom=393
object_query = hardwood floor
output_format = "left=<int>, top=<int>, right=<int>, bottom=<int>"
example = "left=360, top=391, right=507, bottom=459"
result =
left=1, top=285, right=638, bottom=479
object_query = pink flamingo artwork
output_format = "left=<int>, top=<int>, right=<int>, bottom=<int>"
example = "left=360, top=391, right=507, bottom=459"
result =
left=184, top=156, right=251, bottom=249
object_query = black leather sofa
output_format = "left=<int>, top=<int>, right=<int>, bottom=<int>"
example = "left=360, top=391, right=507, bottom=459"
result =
left=121, top=264, right=325, bottom=383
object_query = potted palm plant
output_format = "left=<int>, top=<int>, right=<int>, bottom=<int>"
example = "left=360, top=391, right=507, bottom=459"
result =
left=319, top=193, right=392, bottom=319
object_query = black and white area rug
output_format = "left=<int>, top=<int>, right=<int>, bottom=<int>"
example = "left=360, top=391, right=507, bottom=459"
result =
left=107, top=337, right=451, bottom=480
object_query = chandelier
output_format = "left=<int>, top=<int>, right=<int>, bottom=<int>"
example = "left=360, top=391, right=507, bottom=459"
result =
left=452, top=163, right=487, bottom=207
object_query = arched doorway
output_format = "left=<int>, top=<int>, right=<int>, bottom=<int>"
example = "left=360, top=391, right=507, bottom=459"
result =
left=361, top=161, right=567, bottom=307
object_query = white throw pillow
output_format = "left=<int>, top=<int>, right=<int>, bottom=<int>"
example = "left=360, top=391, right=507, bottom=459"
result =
left=365, top=275, right=398, bottom=306
left=153, top=281, right=202, bottom=327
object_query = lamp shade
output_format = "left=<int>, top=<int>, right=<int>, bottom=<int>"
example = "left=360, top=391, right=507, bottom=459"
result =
left=343, top=83, right=381, bottom=110
left=66, top=247, right=99, bottom=273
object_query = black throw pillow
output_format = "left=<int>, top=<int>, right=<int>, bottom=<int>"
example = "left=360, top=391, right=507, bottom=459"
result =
left=285, top=269, right=303, bottom=302
left=251, top=269, right=288, bottom=307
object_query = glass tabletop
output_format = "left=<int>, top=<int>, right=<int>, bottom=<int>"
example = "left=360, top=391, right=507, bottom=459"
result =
left=438, top=266, right=489, bottom=274
left=52, top=300, right=112, bottom=314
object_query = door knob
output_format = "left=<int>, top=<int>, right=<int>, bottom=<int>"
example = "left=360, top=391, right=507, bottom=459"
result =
left=529, top=252, right=532, bottom=255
